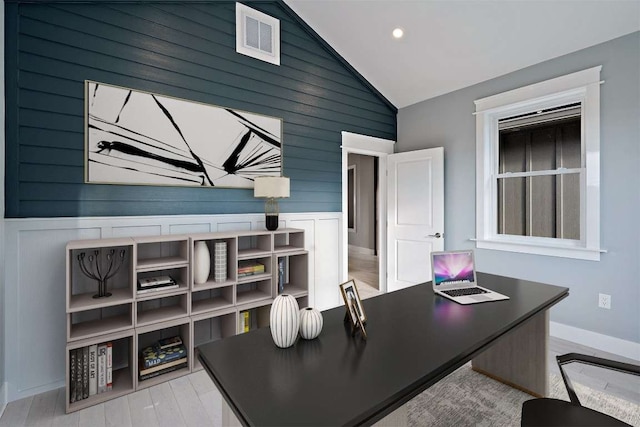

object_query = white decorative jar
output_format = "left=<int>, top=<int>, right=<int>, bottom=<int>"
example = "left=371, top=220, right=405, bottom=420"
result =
left=193, top=241, right=210, bottom=285
left=299, top=307, right=323, bottom=340
left=270, top=294, right=300, bottom=348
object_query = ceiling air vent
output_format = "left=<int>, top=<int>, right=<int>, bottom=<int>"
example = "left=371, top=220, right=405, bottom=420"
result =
left=236, top=3, right=280, bottom=66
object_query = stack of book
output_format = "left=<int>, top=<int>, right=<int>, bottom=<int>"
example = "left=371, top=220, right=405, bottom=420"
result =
left=238, top=261, right=265, bottom=277
left=69, top=341, right=112, bottom=404
left=137, top=275, right=178, bottom=295
left=139, top=336, right=187, bottom=381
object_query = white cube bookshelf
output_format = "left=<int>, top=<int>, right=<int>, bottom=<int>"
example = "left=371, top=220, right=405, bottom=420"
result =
left=64, top=228, right=308, bottom=413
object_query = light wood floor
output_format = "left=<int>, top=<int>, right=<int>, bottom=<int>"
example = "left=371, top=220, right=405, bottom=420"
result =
left=2, top=289, right=638, bottom=427
left=0, top=369, right=223, bottom=427
left=1, top=339, right=637, bottom=426
left=349, top=252, right=380, bottom=300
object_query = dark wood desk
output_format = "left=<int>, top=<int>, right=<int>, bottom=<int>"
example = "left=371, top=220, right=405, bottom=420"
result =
left=198, top=273, right=568, bottom=426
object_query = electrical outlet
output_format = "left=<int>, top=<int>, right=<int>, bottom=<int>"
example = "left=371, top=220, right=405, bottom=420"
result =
left=598, top=293, right=611, bottom=309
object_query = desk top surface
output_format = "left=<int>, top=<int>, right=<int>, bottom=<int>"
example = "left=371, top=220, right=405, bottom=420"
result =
left=197, top=273, right=568, bottom=426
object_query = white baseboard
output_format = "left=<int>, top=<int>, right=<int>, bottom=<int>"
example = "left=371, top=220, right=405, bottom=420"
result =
left=348, top=244, right=375, bottom=256
left=550, top=321, right=640, bottom=361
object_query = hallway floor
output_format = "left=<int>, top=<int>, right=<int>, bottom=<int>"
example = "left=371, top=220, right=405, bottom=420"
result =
left=348, top=252, right=379, bottom=300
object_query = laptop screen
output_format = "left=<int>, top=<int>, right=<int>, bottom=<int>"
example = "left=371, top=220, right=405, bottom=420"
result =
left=432, top=251, right=475, bottom=286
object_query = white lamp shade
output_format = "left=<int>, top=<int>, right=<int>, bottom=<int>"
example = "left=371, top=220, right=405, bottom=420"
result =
left=254, top=176, right=290, bottom=198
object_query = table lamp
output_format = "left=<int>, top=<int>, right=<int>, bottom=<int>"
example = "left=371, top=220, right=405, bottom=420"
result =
left=254, top=176, right=290, bottom=231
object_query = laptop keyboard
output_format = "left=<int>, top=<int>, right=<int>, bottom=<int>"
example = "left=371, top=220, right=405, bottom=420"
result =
left=442, top=287, right=488, bottom=297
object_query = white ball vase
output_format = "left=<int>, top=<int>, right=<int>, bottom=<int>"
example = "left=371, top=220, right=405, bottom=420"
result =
left=270, top=294, right=300, bottom=348
left=299, top=307, right=323, bottom=340
left=193, top=241, right=210, bottom=285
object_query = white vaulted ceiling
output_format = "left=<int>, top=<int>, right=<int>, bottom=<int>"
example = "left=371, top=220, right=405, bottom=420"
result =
left=284, top=0, right=640, bottom=108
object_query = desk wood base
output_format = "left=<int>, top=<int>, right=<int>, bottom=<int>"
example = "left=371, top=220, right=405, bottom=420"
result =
left=472, top=310, right=549, bottom=397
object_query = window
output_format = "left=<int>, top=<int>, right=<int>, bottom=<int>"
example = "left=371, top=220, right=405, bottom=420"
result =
left=475, top=67, right=602, bottom=260
left=236, top=3, right=280, bottom=66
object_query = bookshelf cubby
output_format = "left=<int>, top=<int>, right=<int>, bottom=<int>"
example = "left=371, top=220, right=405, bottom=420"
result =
left=191, top=308, right=237, bottom=371
left=65, top=330, right=135, bottom=413
left=191, top=286, right=235, bottom=315
left=135, top=318, right=191, bottom=390
left=65, top=228, right=308, bottom=413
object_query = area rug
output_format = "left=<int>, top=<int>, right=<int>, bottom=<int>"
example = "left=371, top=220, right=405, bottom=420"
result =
left=407, top=363, right=639, bottom=426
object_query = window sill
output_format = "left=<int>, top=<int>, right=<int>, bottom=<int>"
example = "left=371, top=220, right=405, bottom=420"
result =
left=473, top=238, right=604, bottom=261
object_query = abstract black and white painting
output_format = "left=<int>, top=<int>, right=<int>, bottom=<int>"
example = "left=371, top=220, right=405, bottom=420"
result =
left=85, top=81, right=282, bottom=188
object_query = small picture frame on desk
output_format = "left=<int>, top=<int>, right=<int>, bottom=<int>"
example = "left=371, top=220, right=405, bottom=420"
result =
left=340, top=279, right=366, bottom=324
left=346, top=297, right=367, bottom=339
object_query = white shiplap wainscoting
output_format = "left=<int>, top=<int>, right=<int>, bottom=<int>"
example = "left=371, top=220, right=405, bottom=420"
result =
left=2, top=212, right=343, bottom=404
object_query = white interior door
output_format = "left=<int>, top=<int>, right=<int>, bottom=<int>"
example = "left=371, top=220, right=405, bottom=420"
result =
left=387, top=147, right=444, bottom=292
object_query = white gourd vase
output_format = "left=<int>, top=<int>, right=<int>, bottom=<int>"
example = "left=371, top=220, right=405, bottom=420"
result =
left=299, top=307, right=323, bottom=340
left=193, top=241, right=210, bottom=285
left=270, top=294, right=300, bottom=348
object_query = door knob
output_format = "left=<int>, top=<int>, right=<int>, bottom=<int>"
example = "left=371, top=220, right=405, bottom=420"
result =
left=427, top=233, right=442, bottom=238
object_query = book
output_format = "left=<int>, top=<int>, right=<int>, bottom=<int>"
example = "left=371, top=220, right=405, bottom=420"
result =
left=237, top=261, right=265, bottom=276
left=88, top=344, right=97, bottom=396
left=139, top=356, right=187, bottom=377
left=278, top=257, right=286, bottom=294
left=138, top=275, right=175, bottom=288
left=97, top=343, right=107, bottom=394
left=69, top=349, right=76, bottom=403
left=140, top=342, right=187, bottom=369
left=136, top=283, right=179, bottom=295
left=240, top=310, right=250, bottom=333
left=75, top=348, right=83, bottom=402
left=106, top=342, right=113, bottom=391
left=157, top=335, right=183, bottom=350
left=82, top=346, right=89, bottom=399
left=139, top=361, right=187, bottom=381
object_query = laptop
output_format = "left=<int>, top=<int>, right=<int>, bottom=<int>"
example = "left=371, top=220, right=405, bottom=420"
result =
left=430, top=250, right=509, bottom=305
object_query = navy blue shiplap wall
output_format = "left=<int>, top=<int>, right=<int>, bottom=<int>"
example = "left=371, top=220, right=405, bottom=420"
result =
left=4, top=0, right=396, bottom=218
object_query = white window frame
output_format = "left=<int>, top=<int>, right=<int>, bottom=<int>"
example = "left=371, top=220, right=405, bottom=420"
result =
left=236, top=3, right=280, bottom=66
left=474, top=66, right=602, bottom=261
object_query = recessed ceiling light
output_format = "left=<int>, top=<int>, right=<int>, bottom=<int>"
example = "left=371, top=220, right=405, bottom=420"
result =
left=392, top=28, right=404, bottom=39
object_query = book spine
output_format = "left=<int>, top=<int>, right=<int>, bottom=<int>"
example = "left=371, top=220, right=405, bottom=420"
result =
left=82, top=346, right=89, bottom=399
left=138, top=275, right=174, bottom=287
left=69, top=349, right=76, bottom=403
left=88, top=344, right=98, bottom=396
left=239, top=310, right=250, bottom=333
left=136, top=284, right=179, bottom=294
left=278, top=257, right=285, bottom=294
left=157, top=336, right=183, bottom=350
left=139, top=357, right=188, bottom=376
left=106, top=342, right=113, bottom=391
left=139, top=362, right=187, bottom=381
left=75, top=347, right=83, bottom=402
left=97, top=344, right=106, bottom=394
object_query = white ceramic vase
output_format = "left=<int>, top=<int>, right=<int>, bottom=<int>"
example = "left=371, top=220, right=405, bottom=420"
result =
left=193, top=241, right=210, bottom=285
left=270, top=294, right=300, bottom=348
left=299, top=307, right=323, bottom=340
